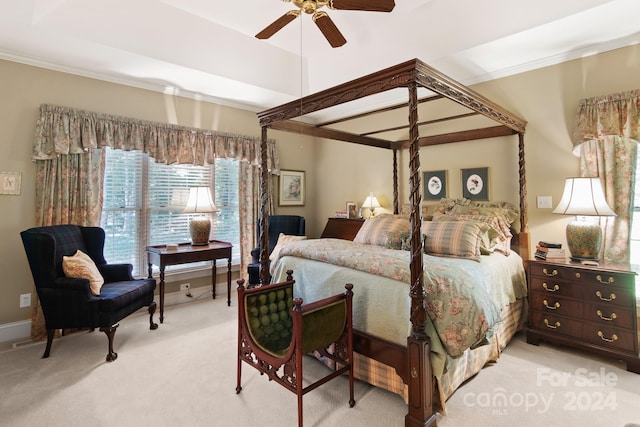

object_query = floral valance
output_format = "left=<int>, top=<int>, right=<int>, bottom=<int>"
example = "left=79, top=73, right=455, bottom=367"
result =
left=573, top=89, right=640, bottom=154
left=33, top=104, right=279, bottom=171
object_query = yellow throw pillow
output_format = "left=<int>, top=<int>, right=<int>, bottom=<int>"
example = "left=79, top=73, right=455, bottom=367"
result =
left=62, top=250, right=105, bottom=296
left=269, top=233, right=307, bottom=261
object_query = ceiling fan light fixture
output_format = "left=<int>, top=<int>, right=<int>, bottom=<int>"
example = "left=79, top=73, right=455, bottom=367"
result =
left=257, top=0, right=393, bottom=46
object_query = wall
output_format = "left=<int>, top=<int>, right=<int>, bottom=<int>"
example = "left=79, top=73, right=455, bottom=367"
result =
left=1, top=43, right=639, bottom=333
left=309, top=44, right=640, bottom=255
left=0, top=59, right=314, bottom=331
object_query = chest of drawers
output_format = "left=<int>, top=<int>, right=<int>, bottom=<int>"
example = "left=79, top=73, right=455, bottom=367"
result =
left=320, top=218, right=365, bottom=240
left=527, top=260, right=639, bottom=373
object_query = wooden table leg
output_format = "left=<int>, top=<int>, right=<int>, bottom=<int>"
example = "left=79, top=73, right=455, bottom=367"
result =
left=227, top=257, right=231, bottom=306
left=159, top=267, right=165, bottom=323
left=212, top=259, right=217, bottom=299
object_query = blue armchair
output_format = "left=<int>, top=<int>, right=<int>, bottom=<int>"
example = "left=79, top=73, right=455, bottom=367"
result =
left=247, top=215, right=305, bottom=286
left=20, top=224, right=157, bottom=362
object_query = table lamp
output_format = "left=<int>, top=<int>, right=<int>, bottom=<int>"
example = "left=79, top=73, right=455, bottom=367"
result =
left=184, top=186, right=217, bottom=245
left=362, top=192, right=381, bottom=218
left=552, top=177, right=616, bottom=261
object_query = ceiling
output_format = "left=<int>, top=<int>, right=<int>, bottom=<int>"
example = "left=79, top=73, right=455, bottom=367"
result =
left=0, top=0, right=638, bottom=122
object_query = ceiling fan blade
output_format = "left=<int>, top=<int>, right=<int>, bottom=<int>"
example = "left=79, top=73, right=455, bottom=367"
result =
left=328, top=0, right=395, bottom=12
left=313, top=12, right=346, bottom=48
left=255, top=10, right=300, bottom=39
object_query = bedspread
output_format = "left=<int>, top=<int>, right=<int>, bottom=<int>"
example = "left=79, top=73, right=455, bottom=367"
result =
left=272, top=238, right=527, bottom=360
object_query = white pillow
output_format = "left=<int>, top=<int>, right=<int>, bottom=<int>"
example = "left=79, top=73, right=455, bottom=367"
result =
left=62, top=250, right=105, bottom=295
left=269, top=233, right=307, bottom=261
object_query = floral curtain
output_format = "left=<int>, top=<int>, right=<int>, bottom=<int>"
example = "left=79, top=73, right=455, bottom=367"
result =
left=238, top=162, right=274, bottom=279
left=30, top=103, right=279, bottom=338
left=573, top=90, right=640, bottom=263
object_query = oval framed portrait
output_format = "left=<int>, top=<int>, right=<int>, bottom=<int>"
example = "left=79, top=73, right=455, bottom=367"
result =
left=461, top=167, right=489, bottom=200
left=423, top=170, right=447, bottom=200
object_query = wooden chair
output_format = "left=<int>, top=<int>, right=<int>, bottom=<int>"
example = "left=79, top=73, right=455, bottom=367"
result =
left=236, top=270, right=354, bottom=427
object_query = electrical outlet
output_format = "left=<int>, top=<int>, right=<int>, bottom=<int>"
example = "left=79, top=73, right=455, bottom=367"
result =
left=20, top=293, right=31, bottom=308
left=180, top=283, right=191, bottom=292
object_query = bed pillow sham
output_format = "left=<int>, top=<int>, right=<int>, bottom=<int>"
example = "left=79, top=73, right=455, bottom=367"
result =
left=269, top=233, right=307, bottom=261
left=421, top=220, right=493, bottom=261
left=353, top=215, right=410, bottom=249
left=434, top=212, right=513, bottom=255
left=452, top=214, right=512, bottom=255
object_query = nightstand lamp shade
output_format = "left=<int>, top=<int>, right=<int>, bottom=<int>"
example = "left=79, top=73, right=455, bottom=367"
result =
left=552, top=177, right=616, bottom=261
left=362, top=192, right=381, bottom=218
left=184, top=187, right=217, bottom=246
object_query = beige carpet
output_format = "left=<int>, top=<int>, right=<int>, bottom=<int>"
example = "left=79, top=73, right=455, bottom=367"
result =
left=1, top=291, right=638, bottom=427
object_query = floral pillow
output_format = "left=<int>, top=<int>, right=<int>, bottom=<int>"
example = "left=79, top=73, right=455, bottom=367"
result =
left=269, top=233, right=307, bottom=261
left=62, top=250, right=104, bottom=295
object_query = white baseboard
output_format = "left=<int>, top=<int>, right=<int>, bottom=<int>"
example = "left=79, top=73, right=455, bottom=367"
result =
left=0, top=320, right=31, bottom=345
left=0, top=283, right=232, bottom=346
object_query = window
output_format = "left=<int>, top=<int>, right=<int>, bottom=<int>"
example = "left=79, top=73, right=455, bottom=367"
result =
left=101, top=147, right=240, bottom=276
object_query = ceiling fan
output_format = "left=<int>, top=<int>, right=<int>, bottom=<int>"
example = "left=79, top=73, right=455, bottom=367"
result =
left=256, top=0, right=395, bottom=48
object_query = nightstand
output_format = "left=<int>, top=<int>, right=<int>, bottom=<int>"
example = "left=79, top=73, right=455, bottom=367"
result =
left=527, top=259, right=639, bottom=373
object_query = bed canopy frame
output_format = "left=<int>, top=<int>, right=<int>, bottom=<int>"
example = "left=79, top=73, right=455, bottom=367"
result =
left=256, top=58, right=528, bottom=427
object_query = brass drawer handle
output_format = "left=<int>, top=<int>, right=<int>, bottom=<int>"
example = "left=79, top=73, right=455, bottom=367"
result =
left=543, top=300, right=560, bottom=310
left=596, top=275, right=615, bottom=285
left=596, top=310, right=617, bottom=321
left=542, top=268, right=558, bottom=277
left=544, top=319, right=560, bottom=329
left=596, top=291, right=616, bottom=302
left=542, top=283, right=560, bottom=292
left=597, top=331, right=618, bottom=343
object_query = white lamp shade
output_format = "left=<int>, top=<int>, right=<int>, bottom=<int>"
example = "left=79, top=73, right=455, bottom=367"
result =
left=362, top=192, right=381, bottom=209
left=552, top=177, right=615, bottom=217
left=183, top=187, right=217, bottom=213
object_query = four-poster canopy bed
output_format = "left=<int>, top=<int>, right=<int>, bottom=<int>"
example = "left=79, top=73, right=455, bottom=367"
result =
left=255, top=58, right=529, bottom=426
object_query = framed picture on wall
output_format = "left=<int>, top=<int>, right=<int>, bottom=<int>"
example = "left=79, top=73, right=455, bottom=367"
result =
left=461, top=167, right=489, bottom=201
left=0, top=171, right=21, bottom=195
left=278, top=170, right=305, bottom=206
left=423, top=170, right=447, bottom=200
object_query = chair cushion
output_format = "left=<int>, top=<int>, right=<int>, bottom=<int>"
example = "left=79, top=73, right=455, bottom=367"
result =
left=96, top=279, right=156, bottom=313
left=63, top=250, right=105, bottom=295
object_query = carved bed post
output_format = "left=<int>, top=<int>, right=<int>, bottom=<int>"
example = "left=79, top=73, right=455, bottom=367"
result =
left=259, top=126, right=270, bottom=286
left=393, top=149, right=399, bottom=214
left=405, top=82, right=437, bottom=427
left=517, top=132, right=530, bottom=262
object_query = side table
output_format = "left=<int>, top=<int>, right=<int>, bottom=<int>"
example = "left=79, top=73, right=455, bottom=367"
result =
left=146, top=240, right=232, bottom=323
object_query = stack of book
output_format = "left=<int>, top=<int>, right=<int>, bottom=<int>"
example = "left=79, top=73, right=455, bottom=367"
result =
left=535, top=241, right=566, bottom=262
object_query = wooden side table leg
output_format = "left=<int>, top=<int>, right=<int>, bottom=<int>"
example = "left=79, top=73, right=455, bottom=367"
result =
left=227, top=257, right=231, bottom=306
left=212, top=259, right=217, bottom=299
left=159, top=267, right=165, bottom=323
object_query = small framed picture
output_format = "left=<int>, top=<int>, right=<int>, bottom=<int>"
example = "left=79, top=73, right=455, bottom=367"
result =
left=346, top=201, right=357, bottom=219
left=279, top=170, right=305, bottom=206
left=423, top=170, right=447, bottom=200
left=461, top=167, right=489, bottom=201
left=0, top=171, right=21, bottom=195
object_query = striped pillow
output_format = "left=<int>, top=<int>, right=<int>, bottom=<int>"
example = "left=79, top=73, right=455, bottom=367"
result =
left=421, top=221, right=491, bottom=261
left=353, top=215, right=410, bottom=249
left=447, top=214, right=512, bottom=255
